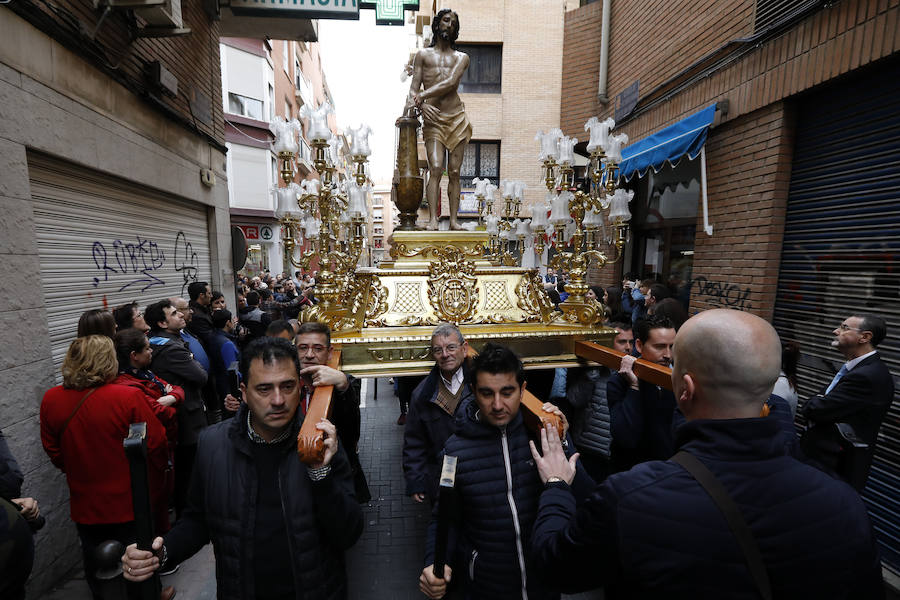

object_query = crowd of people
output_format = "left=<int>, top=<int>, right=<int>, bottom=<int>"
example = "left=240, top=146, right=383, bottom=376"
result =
left=0, top=265, right=894, bottom=599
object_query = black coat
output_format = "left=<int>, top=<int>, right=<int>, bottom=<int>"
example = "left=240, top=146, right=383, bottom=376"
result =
left=800, top=352, right=895, bottom=487
left=532, top=417, right=884, bottom=599
left=163, top=403, right=363, bottom=600
left=606, top=374, right=678, bottom=471
left=149, top=330, right=208, bottom=445
left=402, top=362, right=473, bottom=499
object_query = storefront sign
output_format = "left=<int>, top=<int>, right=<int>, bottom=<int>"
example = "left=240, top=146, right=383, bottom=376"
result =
left=260, top=225, right=274, bottom=240
left=360, top=1, right=419, bottom=25
left=229, top=0, right=360, bottom=19
left=238, top=225, right=260, bottom=240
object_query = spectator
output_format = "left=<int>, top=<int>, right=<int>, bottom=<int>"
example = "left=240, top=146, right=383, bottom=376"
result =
left=113, top=301, right=150, bottom=335
left=187, top=281, right=215, bottom=352
left=403, top=324, right=471, bottom=504
left=530, top=309, right=883, bottom=598
left=800, top=314, right=894, bottom=490
left=604, top=286, right=627, bottom=323
left=40, top=335, right=167, bottom=599
left=121, top=338, right=363, bottom=599
left=1, top=427, right=43, bottom=600
left=644, top=283, right=670, bottom=314
left=239, top=291, right=271, bottom=342
left=113, top=328, right=182, bottom=535
left=543, top=268, right=558, bottom=291
left=296, top=322, right=370, bottom=503
left=77, top=308, right=116, bottom=339
left=650, top=297, right=688, bottom=330
left=419, top=344, right=588, bottom=600
left=607, top=316, right=678, bottom=471
left=259, top=288, right=281, bottom=322
left=772, top=340, right=800, bottom=417
left=209, top=309, right=242, bottom=416
left=556, top=280, right=569, bottom=303
left=171, top=296, right=218, bottom=422
left=567, top=322, right=634, bottom=482
left=266, top=319, right=295, bottom=340
left=146, top=300, right=209, bottom=519
left=210, top=291, right=226, bottom=311
left=621, top=278, right=651, bottom=324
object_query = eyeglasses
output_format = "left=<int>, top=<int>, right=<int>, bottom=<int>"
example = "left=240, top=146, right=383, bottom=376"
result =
left=432, top=344, right=460, bottom=356
left=837, top=324, right=863, bottom=332
left=297, top=344, right=327, bottom=353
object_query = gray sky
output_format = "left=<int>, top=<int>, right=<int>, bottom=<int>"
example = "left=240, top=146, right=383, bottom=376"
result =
left=319, top=11, right=415, bottom=183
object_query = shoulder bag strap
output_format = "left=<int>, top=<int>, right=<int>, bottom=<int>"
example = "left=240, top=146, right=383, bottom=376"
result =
left=59, top=388, right=99, bottom=437
left=671, top=450, right=773, bottom=600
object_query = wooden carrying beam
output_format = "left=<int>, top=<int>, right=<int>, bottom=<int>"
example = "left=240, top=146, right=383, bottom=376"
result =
left=574, top=341, right=673, bottom=390
left=467, top=346, right=565, bottom=439
left=297, top=350, right=342, bottom=465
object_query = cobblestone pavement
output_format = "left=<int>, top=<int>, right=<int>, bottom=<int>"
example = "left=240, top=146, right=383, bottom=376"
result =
left=40, top=377, right=602, bottom=599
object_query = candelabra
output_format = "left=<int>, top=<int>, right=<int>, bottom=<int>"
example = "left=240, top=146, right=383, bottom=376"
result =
left=271, top=108, right=372, bottom=329
left=532, top=118, right=633, bottom=325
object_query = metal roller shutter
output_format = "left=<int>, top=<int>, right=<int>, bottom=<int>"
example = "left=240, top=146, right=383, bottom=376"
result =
left=29, top=153, right=213, bottom=383
left=773, top=62, right=900, bottom=571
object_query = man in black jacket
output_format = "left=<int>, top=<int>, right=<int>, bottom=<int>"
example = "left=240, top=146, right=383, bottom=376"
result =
left=801, top=313, right=895, bottom=489
left=122, top=337, right=363, bottom=600
left=146, top=299, right=209, bottom=519
left=530, top=309, right=883, bottom=599
left=186, top=281, right=215, bottom=351
left=403, top=323, right=472, bottom=504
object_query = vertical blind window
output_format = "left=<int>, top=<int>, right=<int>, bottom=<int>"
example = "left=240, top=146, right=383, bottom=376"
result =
left=457, top=44, right=502, bottom=94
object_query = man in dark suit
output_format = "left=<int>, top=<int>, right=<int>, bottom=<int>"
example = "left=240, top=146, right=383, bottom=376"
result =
left=801, top=313, right=894, bottom=489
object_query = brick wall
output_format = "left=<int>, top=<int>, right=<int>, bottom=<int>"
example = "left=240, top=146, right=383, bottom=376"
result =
left=10, top=0, right=224, bottom=145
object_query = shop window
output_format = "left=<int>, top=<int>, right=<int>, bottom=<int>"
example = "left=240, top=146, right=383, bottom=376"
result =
left=626, top=158, right=700, bottom=308
left=228, top=93, right=264, bottom=120
left=461, top=141, right=500, bottom=189
left=456, top=44, right=502, bottom=94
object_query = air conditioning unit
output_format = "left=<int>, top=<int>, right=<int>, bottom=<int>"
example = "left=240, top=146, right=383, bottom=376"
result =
left=134, top=0, right=183, bottom=28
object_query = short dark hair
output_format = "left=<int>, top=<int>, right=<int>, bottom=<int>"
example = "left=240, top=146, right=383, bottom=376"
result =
left=212, top=309, right=233, bottom=329
left=239, top=337, right=301, bottom=383
left=266, top=319, right=295, bottom=337
left=145, top=300, right=173, bottom=332
left=113, top=302, right=139, bottom=331
left=114, top=327, right=148, bottom=369
left=211, top=290, right=224, bottom=304
left=77, top=309, right=116, bottom=339
left=648, top=283, right=670, bottom=302
left=258, top=289, right=272, bottom=300
left=651, top=298, right=687, bottom=330
left=188, top=281, right=210, bottom=302
left=853, top=313, right=887, bottom=347
left=608, top=321, right=632, bottom=332
left=470, top=343, right=525, bottom=386
left=633, top=315, right=676, bottom=344
left=246, top=291, right=260, bottom=306
left=297, top=321, right=331, bottom=346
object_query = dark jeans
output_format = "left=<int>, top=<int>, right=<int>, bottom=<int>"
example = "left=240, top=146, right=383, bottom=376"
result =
left=76, top=521, right=138, bottom=600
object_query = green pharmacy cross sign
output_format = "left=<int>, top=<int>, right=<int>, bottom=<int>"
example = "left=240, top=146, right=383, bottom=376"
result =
left=360, top=0, right=420, bottom=26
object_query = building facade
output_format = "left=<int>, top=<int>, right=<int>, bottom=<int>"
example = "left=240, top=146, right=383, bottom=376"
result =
left=1, top=0, right=233, bottom=594
left=562, top=0, right=900, bottom=574
left=223, top=37, right=338, bottom=278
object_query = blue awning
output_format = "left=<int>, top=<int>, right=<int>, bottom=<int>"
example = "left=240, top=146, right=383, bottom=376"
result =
left=618, top=104, right=717, bottom=182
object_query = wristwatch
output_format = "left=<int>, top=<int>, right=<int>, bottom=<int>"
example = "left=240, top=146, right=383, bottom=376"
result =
left=308, top=464, right=332, bottom=481
left=545, top=476, right=568, bottom=490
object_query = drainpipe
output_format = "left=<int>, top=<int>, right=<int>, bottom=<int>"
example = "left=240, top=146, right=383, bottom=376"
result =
left=597, top=0, right=611, bottom=105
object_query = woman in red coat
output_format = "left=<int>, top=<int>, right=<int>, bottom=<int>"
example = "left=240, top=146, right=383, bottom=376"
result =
left=40, top=335, right=167, bottom=600
left=113, top=327, right=183, bottom=535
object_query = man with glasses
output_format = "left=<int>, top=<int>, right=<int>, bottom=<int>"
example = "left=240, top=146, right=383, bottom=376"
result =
left=801, top=314, right=894, bottom=490
left=403, top=324, right=472, bottom=505
left=296, top=322, right=369, bottom=503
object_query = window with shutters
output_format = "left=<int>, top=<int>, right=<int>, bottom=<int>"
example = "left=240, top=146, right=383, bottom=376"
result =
left=460, top=141, right=500, bottom=189
left=457, top=44, right=502, bottom=94
left=754, top=0, right=817, bottom=33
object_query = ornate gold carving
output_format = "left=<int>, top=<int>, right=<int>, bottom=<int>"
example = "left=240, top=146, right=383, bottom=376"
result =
left=391, top=242, right=486, bottom=260
left=363, top=276, right=389, bottom=326
left=483, top=280, right=514, bottom=311
left=393, top=282, right=426, bottom=313
left=427, top=247, right=480, bottom=324
left=516, top=272, right=555, bottom=323
left=367, top=346, right=432, bottom=362
left=558, top=300, right=604, bottom=327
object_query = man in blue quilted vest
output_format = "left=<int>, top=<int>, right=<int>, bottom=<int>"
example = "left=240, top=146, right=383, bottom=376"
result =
left=529, top=309, right=883, bottom=598
left=419, top=344, right=592, bottom=600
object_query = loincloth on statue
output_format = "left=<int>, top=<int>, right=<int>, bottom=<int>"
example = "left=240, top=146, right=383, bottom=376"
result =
left=422, top=104, right=473, bottom=152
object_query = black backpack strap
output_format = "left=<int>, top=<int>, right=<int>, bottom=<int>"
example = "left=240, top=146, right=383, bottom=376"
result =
left=671, top=450, right=773, bottom=600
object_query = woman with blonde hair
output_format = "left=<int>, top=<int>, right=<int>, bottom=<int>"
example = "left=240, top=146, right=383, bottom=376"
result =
left=40, top=335, right=167, bottom=600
